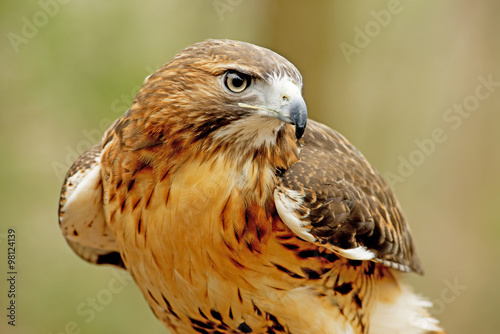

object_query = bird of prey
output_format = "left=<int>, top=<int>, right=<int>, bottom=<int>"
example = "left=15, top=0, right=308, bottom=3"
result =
left=59, top=39, right=445, bottom=334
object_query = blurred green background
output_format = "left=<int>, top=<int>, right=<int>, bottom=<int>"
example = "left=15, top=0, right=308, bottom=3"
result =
left=1, top=1, right=499, bottom=333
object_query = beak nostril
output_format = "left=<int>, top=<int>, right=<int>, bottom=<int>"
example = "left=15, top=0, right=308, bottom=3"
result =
left=282, top=95, right=290, bottom=102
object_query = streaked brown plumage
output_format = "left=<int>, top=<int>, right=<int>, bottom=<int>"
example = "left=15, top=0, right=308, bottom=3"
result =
left=59, top=39, right=445, bottom=333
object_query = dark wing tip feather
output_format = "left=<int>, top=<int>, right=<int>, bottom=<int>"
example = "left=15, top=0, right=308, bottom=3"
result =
left=96, top=251, right=125, bottom=268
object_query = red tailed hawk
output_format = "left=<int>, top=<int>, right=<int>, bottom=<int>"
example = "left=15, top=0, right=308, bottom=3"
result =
left=59, top=39, right=445, bottom=334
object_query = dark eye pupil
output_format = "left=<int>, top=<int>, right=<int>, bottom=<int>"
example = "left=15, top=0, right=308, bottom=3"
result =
left=231, top=75, right=243, bottom=87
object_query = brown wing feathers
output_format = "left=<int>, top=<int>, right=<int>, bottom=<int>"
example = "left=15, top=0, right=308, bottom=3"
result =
left=278, top=120, right=423, bottom=274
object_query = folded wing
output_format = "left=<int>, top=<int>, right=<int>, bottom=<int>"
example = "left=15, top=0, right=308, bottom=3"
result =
left=274, top=120, right=422, bottom=274
left=58, top=143, right=124, bottom=268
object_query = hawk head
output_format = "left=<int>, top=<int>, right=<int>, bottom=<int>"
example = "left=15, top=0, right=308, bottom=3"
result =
left=124, top=39, right=307, bottom=155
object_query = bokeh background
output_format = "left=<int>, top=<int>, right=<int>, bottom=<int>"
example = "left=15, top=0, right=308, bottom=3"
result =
left=1, top=1, right=499, bottom=333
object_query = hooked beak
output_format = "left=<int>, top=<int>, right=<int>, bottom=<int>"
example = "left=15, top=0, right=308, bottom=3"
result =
left=238, top=94, right=308, bottom=140
left=277, top=95, right=308, bottom=140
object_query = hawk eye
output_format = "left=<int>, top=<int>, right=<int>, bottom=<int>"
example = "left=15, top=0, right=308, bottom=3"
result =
left=224, top=71, right=250, bottom=93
